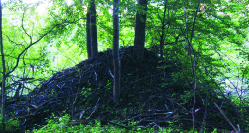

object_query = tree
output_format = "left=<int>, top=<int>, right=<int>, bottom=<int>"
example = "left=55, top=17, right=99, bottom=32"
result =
left=113, top=0, right=120, bottom=102
left=134, top=0, right=148, bottom=58
left=1, top=0, right=249, bottom=131
left=0, top=1, right=85, bottom=131
left=90, top=0, right=98, bottom=58
left=0, top=0, right=7, bottom=130
left=86, top=5, right=92, bottom=59
left=159, top=0, right=168, bottom=58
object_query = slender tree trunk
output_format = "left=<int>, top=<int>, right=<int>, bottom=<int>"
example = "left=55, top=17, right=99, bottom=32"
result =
left=134, top=0, right=148, bottom=58
left=86, top=5, right=92, bottom=59
left=0, top=0, right=7, bottom=131
left=113, top=0, right=120, bottom=102
left=90, top=0, right=98, bottom=58
left=160, top=0, right=167, bottom=58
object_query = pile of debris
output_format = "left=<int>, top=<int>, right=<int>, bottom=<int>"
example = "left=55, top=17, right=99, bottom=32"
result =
left=3, top=46, right=248, bottom=132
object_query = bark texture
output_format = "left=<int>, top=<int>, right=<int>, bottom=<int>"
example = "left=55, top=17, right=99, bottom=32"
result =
left=90, top=0, right=98, bottom=58
left=113, top=0, right=120, bottom=102
left=86, top=5, right=91, bottom=59
left=134, top=0, right=148, bottom=58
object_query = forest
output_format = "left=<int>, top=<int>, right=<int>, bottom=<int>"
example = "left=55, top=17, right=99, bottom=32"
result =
left=0, top=0, right=249, bottom=132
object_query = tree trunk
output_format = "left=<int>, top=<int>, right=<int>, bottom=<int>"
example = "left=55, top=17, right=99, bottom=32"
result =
left=90, top=0, right=98, bottom=58
left=160, top=0, right=167, bottom=58
left=0, top=1, right=7, bottom=131
left=134, top=0, right=148, bottom=58
left=113, top=0, right=120, bottom=102
left=86, top=5, right=92, bottom=59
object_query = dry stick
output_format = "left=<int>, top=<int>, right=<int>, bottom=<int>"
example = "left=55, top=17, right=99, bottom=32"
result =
left=139, top=121, right=164, bottom=132
left=72, top=69, right=83, bottom=120
left=200, top=87, right=209, bottom=133
left=87, top=97, right=100, bottom=119
left=213, top=102, right=238, bottom=132
left=143, top=122, right=162, bottom=131
left=59, top=98, right=100, bottom=130
left=167, top=97, right=187, bottom=111
left=73, top=69, right=82, bottom=105
left=236, top=124, right=241, bottom=132
left=152, top=122, right=164, bottom=132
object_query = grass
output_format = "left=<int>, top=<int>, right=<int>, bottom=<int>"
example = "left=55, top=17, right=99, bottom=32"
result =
left=25, top=113, right=217, bottom=133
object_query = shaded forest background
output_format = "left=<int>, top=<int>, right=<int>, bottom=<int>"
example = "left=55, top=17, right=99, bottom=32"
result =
left=0, top=0, right=249, bottom=132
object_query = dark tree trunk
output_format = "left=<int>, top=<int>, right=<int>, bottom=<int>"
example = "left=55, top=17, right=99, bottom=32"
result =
left=86, top=5, right=91, bottom=59
left=134, top=0, right=148, bottom=58
left=90, top=0, right=98, bottom=58
left=0, top=1, right=6, bottom=131
left=113, top=0, right=120, bottom=102
left=160, top=0, right=167, bottom=58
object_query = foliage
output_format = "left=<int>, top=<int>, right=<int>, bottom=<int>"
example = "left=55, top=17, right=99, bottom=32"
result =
left=1, top=0, right=249, bottom=132
left=0, top=1, right=55, bottom=96
left=0, top=114, right=19, bottom=133
left=31, top=112, right=217, bottom=133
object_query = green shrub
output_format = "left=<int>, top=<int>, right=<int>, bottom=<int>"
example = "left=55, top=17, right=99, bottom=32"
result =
left=0, top=115, right=19, bottom=133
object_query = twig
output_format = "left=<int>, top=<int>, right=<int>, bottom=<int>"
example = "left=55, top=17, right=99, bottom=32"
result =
left=200, top=87, right=209, bottom=133
left=152, top=122, right=164, bottom=132
left=167, top=97, right=187, bottom=111
left=213, top=102, right=238, bottom=132
left=87, top=97, right=100, bottom=119
left=73, top=69, right=83, bottom=106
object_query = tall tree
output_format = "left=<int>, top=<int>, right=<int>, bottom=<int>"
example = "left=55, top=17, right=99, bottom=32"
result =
left=86, top=5, right=92, bottom=59
left=0, top=0, right=7, bottom=130
left=90, top=0, right=98, bottom=58
left=134, top=0, right=148, bottom=58
left=159, top=0, right=167, bottom=58
left=113, top=0, right=120, bottom=102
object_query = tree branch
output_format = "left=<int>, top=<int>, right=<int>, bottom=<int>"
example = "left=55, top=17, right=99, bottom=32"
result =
left=6, top=10, right=84, bottom=77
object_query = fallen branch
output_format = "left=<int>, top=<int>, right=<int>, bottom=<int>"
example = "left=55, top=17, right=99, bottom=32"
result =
left=213, top=102, right=237, bottom=132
